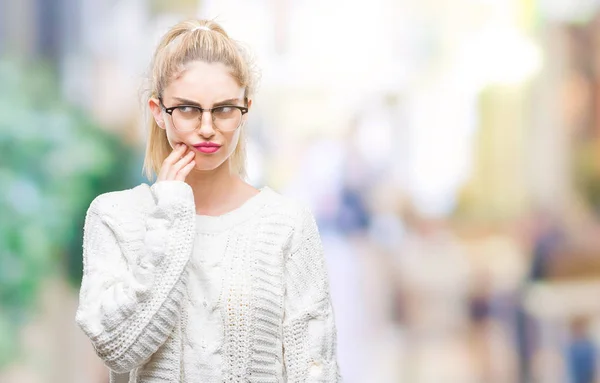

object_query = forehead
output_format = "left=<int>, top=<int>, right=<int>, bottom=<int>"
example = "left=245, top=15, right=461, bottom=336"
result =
left=163, top=61, right=244, bottom=102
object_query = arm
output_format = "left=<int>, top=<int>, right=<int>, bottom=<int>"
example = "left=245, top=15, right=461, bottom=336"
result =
left=75, top=181, right=195, bottom=373
left=283, top=207, right=341, bottom=382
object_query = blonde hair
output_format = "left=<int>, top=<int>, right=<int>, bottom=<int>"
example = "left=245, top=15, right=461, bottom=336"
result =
left=142, top=19, right=258, bottom=180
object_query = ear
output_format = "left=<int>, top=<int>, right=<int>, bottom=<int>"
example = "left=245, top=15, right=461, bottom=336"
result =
left=241, top=98, right=252, bottom=127
left=148, top=97, right=166, bottom=130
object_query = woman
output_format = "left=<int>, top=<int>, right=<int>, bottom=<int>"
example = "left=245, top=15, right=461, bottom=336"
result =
left=75, top=19, right=341, bottom=382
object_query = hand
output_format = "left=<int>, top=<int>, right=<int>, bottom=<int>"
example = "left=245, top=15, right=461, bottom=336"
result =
left=157, top=144, right=196, bottom=182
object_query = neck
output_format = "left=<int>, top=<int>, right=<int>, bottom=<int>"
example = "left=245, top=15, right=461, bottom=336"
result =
left=184, top=161, right=251, bottom=216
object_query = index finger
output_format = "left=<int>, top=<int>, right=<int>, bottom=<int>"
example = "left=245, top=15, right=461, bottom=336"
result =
left=163, top=144, right=188, bottom=165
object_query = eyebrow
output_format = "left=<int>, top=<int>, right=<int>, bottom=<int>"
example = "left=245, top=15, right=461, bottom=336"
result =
left=172, top=97, right=244, bottom=107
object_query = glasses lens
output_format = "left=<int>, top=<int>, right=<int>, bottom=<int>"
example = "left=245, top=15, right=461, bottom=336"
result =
left=170, top=106, right=243, bottom=132
left=172, top=106, right=202, bottom=132
left=213, top=106, right=242, bottom=131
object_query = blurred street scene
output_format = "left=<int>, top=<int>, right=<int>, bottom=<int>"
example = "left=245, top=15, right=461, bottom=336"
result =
left=3, top=0, right=600, bottom=382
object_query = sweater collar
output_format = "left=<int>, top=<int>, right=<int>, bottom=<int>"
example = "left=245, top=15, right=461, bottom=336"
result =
left=194, top=186, right=274, bottom=233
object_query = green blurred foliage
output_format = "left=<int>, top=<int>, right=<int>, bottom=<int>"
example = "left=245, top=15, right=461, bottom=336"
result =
left=0, top=58, right=140, bottom=367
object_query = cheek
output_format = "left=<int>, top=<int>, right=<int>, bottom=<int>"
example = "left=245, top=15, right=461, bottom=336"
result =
left=224, top=130, right=241, bottom=155
left=164, top=127, right=184, bottom=148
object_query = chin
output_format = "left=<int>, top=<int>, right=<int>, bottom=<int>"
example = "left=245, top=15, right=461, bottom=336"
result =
left=192, top=159, right=227, bottom=173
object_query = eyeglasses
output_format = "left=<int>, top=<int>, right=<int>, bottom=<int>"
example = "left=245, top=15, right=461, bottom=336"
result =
left=159, top=99, right=249, bottom=132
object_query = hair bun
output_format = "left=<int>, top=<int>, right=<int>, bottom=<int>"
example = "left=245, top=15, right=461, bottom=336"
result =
left=195, top=20, right=229, bottom=38
left=191, top=25, right=212, bottom=32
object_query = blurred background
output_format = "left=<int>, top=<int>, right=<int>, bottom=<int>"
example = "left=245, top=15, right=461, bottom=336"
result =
left=2, top=0, right=600, bottom=382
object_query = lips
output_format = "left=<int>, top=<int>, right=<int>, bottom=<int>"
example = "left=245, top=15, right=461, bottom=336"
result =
left=192, top=143, right=221, bottom=154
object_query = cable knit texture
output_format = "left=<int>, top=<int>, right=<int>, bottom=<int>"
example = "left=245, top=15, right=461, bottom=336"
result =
left=75, top=181, right=341, bottom=382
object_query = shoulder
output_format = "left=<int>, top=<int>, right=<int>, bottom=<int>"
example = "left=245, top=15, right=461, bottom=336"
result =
left=260, top=187, right=320, bottom=251
left=261, top=187, right=315, bottom=222
left=88, top=183, right=154, bottom=217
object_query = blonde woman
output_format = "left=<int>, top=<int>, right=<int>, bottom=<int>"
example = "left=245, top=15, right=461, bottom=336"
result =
left=75, top=19, right=341, bottom=382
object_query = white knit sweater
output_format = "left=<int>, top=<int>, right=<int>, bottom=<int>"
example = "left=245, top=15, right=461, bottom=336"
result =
left=75, top=181, right=341, bottom=382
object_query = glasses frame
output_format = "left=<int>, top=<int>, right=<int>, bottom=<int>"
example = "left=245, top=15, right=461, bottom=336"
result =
left=159, top=98, right=249, bottom=132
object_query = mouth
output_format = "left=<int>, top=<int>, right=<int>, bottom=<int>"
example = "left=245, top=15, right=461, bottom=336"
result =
left=192, top=143, right=222, bottom=154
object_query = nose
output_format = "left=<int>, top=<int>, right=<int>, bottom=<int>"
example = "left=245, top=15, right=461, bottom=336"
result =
left=197, top=111, right=215, bottom=137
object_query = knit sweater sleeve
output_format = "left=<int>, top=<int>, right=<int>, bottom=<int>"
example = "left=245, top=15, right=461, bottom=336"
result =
left=282, top=207, right=341, bottom=382
left=75, top=181, right=195, bottom=373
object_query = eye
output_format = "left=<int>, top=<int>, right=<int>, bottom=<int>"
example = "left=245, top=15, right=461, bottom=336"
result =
left=177, top=106, right=198, bottom=114
left=173, top=106, right=201, bottom=120
left=213, top=106, right=238, bottom=119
